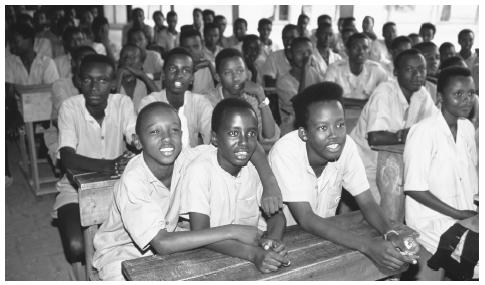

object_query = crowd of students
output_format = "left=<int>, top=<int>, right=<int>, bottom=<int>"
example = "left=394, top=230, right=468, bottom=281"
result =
left=5, top=5, right=478, bottom=281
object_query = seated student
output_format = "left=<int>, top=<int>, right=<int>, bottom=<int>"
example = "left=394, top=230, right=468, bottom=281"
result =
left=403, top=66, right=478, bottom=280
left=127, top=28, right=164, bottom=80
left=276, top=37, right=325, bottom=135
left=53, top=54, right=137, bottom=280
left=152, top=11, right=174, bottom=52
left=381, top=36, right=413, bottom=77
left=78, top=9, right=94, bottom=43
left=202, top=9, right=215, bottom=25
left=313, top=23, right=342, bottom=74
left=226, top=18, right=248, bottom=49
left=335, top=27, right=357, bottom=61
left=268, top=82, right=416, bottom=271
left=215, top=15, right=230, bottom=48
left=350, top=49, right=439, bottom=203
left=261, top=24, right=299, bottom=88
left=166, top=11, right=179, bottom=49
left=297, top=13, right=311, bottom=38
left=93, top=102, right=263, bottom=280
left=370, top=22, right=397, bottom=64
left=457, top=29, right=477, bottom=70
left=309, top=14, right=333, bottom=46
left=181, top=98, right=289, bottom=274
left=202, top=23, right=223, bottom=65
left=122, top=8, right=153, bottom=46
left=179, top=28, right=217, bottom=95
left=414, top=42, right=440, bottom=103
left=138, top=47, right=213, bottom=147
left=408, top=33, right=423, bottom=47
left=91, top=16, right=119, bottom=62
left=242, top=34, right=266, bottom=86
left=115, top=44, right=159, bottom=111
left=207, top=48, right=280, bottom=147
left=419, top=22, right=436, bottom=43
left=258, top=18, right=278, bottom=59
left=15, top=13, right=54, bottom=59
left=191, top=8, right=204, bottom=40
left=55, top=27, right=86, bottom=79
left=362, top=16, right=377, bottom=41
left=439, top=42, right=456, bottom=64
left=33, top=9, right=60, bottom=57
left=324, top=33, right=388, bottom=101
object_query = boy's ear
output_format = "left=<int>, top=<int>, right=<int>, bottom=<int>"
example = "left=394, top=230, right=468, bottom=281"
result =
left=214, top=72, right=220, bottom=83
left=132, top=134, right=143, bottom=150
left=297, top=127, right=308, bottom=142
left=210, top=131, right=218, bottom=146
left=436, top=91, right=443, bottom=106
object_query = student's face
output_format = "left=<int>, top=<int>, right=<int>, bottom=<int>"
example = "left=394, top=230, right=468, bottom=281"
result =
left=422, top=46, right=440, bottom=76
left=409, top=35, right=422, bottom=46
left=300, top=101, right=346, bottom=164
left=219, top=57, right=248, bottom=96
left=258, top=24, right=272, bottom=42
left=316, top=26, right=334, bottom=48
left=459, top=32, right=474, bottom=51
left=193, top=11, right=203, bottom=28
left=164, top=54, right=194, bottom=95
left=298, top=17, right=309, bottom=30
left=234, top=22, right=247, bottom=40
left=341, top=30, right=355, bottom=46
left=362, top=17, right=374, bottom=32
left=420, top=28, right=434, bottom=42
left=391, top=42, right=412, bottom=61
left=130, top=31, right=148, bottom=49
left=181, top=36, right=203, bottom=61
left=205, top=28, right=220, bottom=47
left=318, top=17, right=332, bottom=28
left=69, top=32, right=86, bottom=51
left=347, top=38, right=370, bottom=65
left=440, top=46, right=456, bottom=62
left=395, top=54, right=427, bottom=94
left=79, top=63, right=114, bottom=108
left=214, top=109, right=258, bottom=173
left=203, top=14, right=214, bottom=25
left=282, top=29, right=299, bottom=51
left=133, top=10, right=145, bottom=24
left=154, top=14, right=164, bottom=27
left=138, top=108, right=182, bottom=167
left=215, top=18, right=227, bottom=34
left=243, top=39, right=261, bottom=64
left=82, top=11, right=94, bottom=24
left=440, top=76, right=475, bottom=119
left=167, top=15, right=177, bottom=29
left=291, top=41, right=313, bottom=68
left=383, top=25, right=397, bottom=41
left=9, top=34, right=33, bottom=56
left=119, top=46, right=143, bottom=69
left=71, top=50, right=96, bottom=78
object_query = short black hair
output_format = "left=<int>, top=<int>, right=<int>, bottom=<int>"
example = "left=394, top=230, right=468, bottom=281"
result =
left=193, top=8, right=202, bottom=15
left=391, top=36, right=412, bottom=51
left=458, top=29, right=474, bottom=41
left=152, top=10, right=163, bottom=20
left=298, top=14, right=310, bottom=25
left=215, top=48, right=244, bottom=73
left=136, top=102, right=179, bottom=135
left=214, top=15, right=226, bottom=22
left=439, top=42, right=455, bottom=54
left=203, top=22, right=219, bottom=36
left=79, top=54, right=116, bottom=77
left=437, top=66, right=472, bottom=93
left=293, top=82, right=344, bottom=129
left=132, top=8, right=143, bottom=17
left=62, top=26, right=83, bottom=45
left=393, top=48, right=423, bottom=69
left=382, top=22, right=396, bottom=34
left=234, top=18, right=248, bottom=28
left=282, top=24, right=298, bottom=37
left=163, top=47, right=193, bottom=70
left=291, top=37, right=312, bottom=51
left=242, top=34, right=260, bottom=51
left=120, top=43, right=146, bottom=63
left=180, top=26, right=201, bottom=45
left=211, top=98, right=257, bottom=133
left=258, top=18, right=272, bottom=30
left=16, top=13, right=33, bottom=26
left=92, top=17, right=109, bottom=40
left=342, top=17, right=356, bottom=29
left=345, top=32, right=369, bottom=50
left=363, top=16, right=374, bottom=23
left=316, top=22, right=332, bottom=34
left=413, top=41, right=437, bottom=52
left=127, top=27, right=147, bottom=43
left=440, top=56, right=467, bottom=70
left=167, top=11, right=177, bottom=19
left=9, top=23, right=36, bottom=41
left=202, top=9, right=215, bottom=18
left=419, top=22, right=436, bottom=35
left=71, top=45, right=96, bottom=62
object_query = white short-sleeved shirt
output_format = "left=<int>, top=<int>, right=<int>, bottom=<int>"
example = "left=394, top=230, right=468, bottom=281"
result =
left=313, top=47, right=342, bottom=74
left=138, top=89, right=213, bottom=148
left=51, top=77, right=79, bottom=119
left=261, top=49, right=291, bottom=81
left=324, top=60, right=388, bottom=100
left=261, top=42, right=279, bottom=59
left=93, top=147, right=200, bottom=280
left=120, top=78, right=148, bottom=112
left=370, top=39, right=392, bottom=63
left=192, top=67, right=215, bottom=95
left=52, top=93, right=137, bottom=216
left=54, top=53, right=72, bottom=79
left=179, top=145, right=266, bottom=231
left=5, top=53, right=59, bottom=85
left=350, top=80, right=439, bottom=180
left=143, top=50, right=164, bottom=75
left=424, top=80, right=438, bottom=104
left=404, top=113, right=478, bottom=254
left=34, top=37, right=53, bottom=58
left=269, top=131, right=369, bottom=226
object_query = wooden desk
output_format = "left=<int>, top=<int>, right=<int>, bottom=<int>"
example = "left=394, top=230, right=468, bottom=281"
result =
left=371, top=144, right=405, bottom=223
left=122, top=211, right=405, bottom=281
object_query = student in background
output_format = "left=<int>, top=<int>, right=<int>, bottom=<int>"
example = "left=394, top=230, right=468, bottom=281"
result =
left=297, top=14, right=311, bottom=38
left=152, top=11, right=173, bottom=53
left=192, top=8, right=204, bottom=39
left=91, top=16, right=118, bottom=62
left=414, top=42, right=440, bottom=103
left=79, top=9, right=94, bottom=43
left=419, top=22, right=436, bottom=43
left=439, top=42, right=457, bottom=65
left=227, top=18, right=248, bottom=50
left=370, top=22, right=397, bottom=64
left=309, top=14, right=332, bottom=46
left=269, top=82, right=416, bottom=271
left=127, top=28, right=164, bottom=80
left=313, top=22, right=342, bottom=74
left=336, top=27, right=357, bottom=60
left=334, top=17, right=356, bottom=55
left=362, top=16, right=377, bottom=41
left=403, top=67, right=478, bottom=280
left=55, top=27, right=86, bottom=79
left=457, top=29, right=477, bottom=70
left=166, top=11, right=179, bottom=49
left=350, top=49, right=439, bottom=202
left=242, top=34, right=265, bottom=85
left=181, top=98, right=289, bottom=274
left=202, top=9, right=215, bottom=25
left=202, top=23, right=223, bottom=65
left=258, top=18, right=278, bottom=59
left=215, top=15, right=230, bottom=48
left=93, top=102, right=263, bottom=280
left=381, top=36, right=413, bottom=78
left=408, top=33, right=423, bottom=47
left=15, top=13, right=54, bottom=59
left=122, top=8, right=153, bottom=45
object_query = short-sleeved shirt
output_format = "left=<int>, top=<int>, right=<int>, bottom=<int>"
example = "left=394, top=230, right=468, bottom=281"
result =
left=312, top=47, right=342, bottom=74
left=93, top=147, right=200, bottom=280
left=370, top=39, right=392, bottom=63
left=269, top=131, right=369, bottom=226
left=324, top=60, right=388, bottom=100
left=404, top=113, right=478, bottom=254
left=261, top=49, right=291, bottom=81
left=350, top=80, right=438, bottom=174
left=153, top=27, right=176, bottom=51
left=138, top=89, right=213, bottom=148
left=51, top=77, right=79, bottom=119
left=424, top=80, right=438, bottom=104
left=52, top=93, right=137, bottom=216
left=202, top=45, right=223, bottom=65
left=261, top=41, right=279, bottom=59
left=143, top=50, right=164, bottom=75
left=179, top=145, right=266, bottom=230
left=120, top=78, right=148, bottom=112
left=461, top=52, right=478, bottom=71
left=5, top=53, right=59, bottom=85
left=34, top=37, right=53, bottom=58
left=54, top=53, right=72, bottom=79
left=192, top=67, right=215, bottom=95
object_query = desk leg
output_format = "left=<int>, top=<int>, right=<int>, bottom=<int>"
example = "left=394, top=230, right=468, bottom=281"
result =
left=25, top=122, right=40, bottom=194
left=84, top=225, right=98, bottom=280
left=18, top=127, right=29, bottom=173
left=376, top=151, right=405, bottom=223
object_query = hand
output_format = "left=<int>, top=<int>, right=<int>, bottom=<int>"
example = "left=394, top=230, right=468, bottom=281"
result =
left=113, top=151, right=134, bottom=174
left=124, top=66, right=147, bottom=79
left=387, top=234, right=420, bottom=264
left=193, top=58, right=212, bottom=71
left=456, top=209, right=478, bottom=220
left=260, top=238, right=288, bottom=258
left=253, top=248, right=290, bottom=273
left=260, top=181, right=283, bottom=216
left=230, top=224, right=264, bottom=246
left=363, top=239, right=411, bottom=271
left=396, top=128, right=410, bottom=143
left=243, top=81, right=266, bottom=103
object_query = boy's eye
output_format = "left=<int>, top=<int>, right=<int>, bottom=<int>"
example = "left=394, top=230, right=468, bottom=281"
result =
left=182, top=68, right=192, bottom=74
left=337, top=122, right=345, bottom=128
left=170, top=128, right=181, bottom=134
left=150, top=129, right=160, bottom=135
left=167, top=66, right=176, bottom=73
left=223, top=71, right=232, bottom=77
left=317, top=125, right=328, bottom=131
left=247, top=130, right=257, bottom=137
left=228, top=130, right=239, bottom=136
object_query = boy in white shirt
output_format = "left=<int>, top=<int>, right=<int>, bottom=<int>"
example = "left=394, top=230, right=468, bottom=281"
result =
left=370, top=22, right=396, bottom=64
left=313, top=22, right=342, bottom=74
left=181, top=98, right=289, bottom=274
left=54, top=27, right=86, bottom=79
left=269, top=82, right=416, bottom=272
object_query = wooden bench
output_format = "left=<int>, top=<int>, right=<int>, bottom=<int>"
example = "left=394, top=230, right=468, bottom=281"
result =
left=121, top=211, right=406, bottom=281
left=371, top=144, right=405, bottom=223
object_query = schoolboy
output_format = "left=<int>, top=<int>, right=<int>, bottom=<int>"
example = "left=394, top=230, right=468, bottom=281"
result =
left=439, top=42, right=456, bottom=64
left=418, top=23, right=436, bottom=43
left=180, top=98, right=289, bottom=274
left=382, top=36, right=413, bottom=77
left=370, top=22, right=397, bottom=64
left=122, top=8, right=153, bottom=45
left=268, top=82, right=415, bottom=272
left=242, top=34, right=265, bottom=85
left=324, top=33, right=388, bottom=100
left=313, top=23, right=342, bottom=74
left=202, top=23, right=223, bottom=64
left=457, top=29, right=477, bottom=70
left=414, top=42, right=440, bottom=102
left=350, top=49, right=439, bottom=203
left=403, top=66, right=478, bottom=280
left=226, top=18, right=248, bottom=50
left=258, top=18, right=278, bottom=59
left=54, top=26, right=86, bottom=79
left=53, top=54, right=137, bottom=280
left=214, top=14, right=230, bottom=48
left=127, top=28, right=164, bottom=78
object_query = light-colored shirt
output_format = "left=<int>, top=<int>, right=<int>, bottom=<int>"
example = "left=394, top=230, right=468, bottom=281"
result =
left=424, top=80, right=438, bottom=104
left=313, top=47, right=342, bottom=74
left=5, top=53, right=59, bottom=85
left=51, top=77, right=79, bottom=119
left=153, top=27, right=176, bottom=51
left=138, top=90, right=213, bottom=148
left=192, top=67, right=215, bottom=95
left=54, top=53, right=72, bottom=79
left=122, top=22, right=154, bottom=46
left=120, top=78, right=148, bottom=112
left=34, top=37, right=53, bottom=58
left=324, top=60, right=388, bottom=100
left=462, top=52, right=478, bottom=71
left=269, top=131, right=369, bottom=226
left=143, top=49, right=164, bottom=76
left=261, top=49, right=291, bottom=82
left=202, top=45, right=223, bottom=65
left=370, top=39, right=392, bottom=63
left=179, top=145, right=266, bottom=230
left=91, top=42, right=107, bottom=56
left=52, top=93, right=137, bottom=217
left=404, top=113, right=478, bottom=254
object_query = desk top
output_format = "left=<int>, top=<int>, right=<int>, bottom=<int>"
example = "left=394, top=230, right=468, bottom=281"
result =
left=371, top=144, right=405, bottom=154
left=122, top=211, right=403, bottom=281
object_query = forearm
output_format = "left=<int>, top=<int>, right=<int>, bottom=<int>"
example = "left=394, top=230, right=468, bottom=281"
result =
left=250, top=144, right=281, bottom=198
left=139, top=73, right=160, bottom=93
left=265, top=212, right=286, bottom=240
left=359, top=199, right=393, bottom=235
left=60, top=149, right=113, bottom=173
left=298, top=68, right=307, bottom=92
left=406, top=190, right=463, bottom=219
left=259, top=106, right=277, bottom=138
left=367, top=130, right=400, bottom=146
left=206, top=239, right=260, bottom=263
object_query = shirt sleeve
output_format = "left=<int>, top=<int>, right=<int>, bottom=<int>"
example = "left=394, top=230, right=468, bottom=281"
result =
left=120, top=96, right=137, bottom=144
left=197, top=97, right=214, bottom=145
left=57, top=99, right=78, bottom=151
left=366, top=85, right=395, bottom=133
left=341, top=137, right=370, bottom=196
left=403, top=122, right=432, bottom=191
left=116, top=174, right=166, bottom=250
left=43, top=58, right=60, bottom=84
left=179, top=160, right=212, bottom=216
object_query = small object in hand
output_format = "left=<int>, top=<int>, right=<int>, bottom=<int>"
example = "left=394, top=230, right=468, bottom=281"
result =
left=282, top=260, right=291, bottom=267
left=399, top=236, right=420, bottom=264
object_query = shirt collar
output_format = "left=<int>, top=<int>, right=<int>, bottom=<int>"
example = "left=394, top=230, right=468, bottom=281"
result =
left=81, top=93, right=113, bottom=122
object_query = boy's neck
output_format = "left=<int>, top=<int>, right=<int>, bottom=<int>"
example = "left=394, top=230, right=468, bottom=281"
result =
left=348, top=60, right=364, bottom=75
left=441, top=107, right=458, bottom=141
left=205, top=43, right=217, bottom=53
left=166, top=88, right=185, bottom=110
left=261, top=38, right=271, bottom=45
left=168, top=27, right=177, bottom=34
left=85, top=102, right=107, bottom=126
left=305, top=144, right=329, bottom=178
left=142, top=152, right=175, bottom=187
left=221, top=86, right=242, bottom=99
left=399, top=86, right=414, bottom=103
left=460, top=49, right=472, bottom=59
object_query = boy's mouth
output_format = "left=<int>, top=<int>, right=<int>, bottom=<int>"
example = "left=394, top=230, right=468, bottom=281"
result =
left=174, top=81, right=183, bottom=88
left=159, top=146, right=175, bottom=156
left=325, top=143, right=341, bottom=153
left=234, top=150, right=249, bottom=160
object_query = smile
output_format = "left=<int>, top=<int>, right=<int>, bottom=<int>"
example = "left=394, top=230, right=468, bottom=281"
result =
left=160, top=146, right=175, bottom=156
left=234, top=151, right=249, bottom=160
left=325, top=143, right=341, bottom=152
left=174, top=81, right=183, bottom=88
